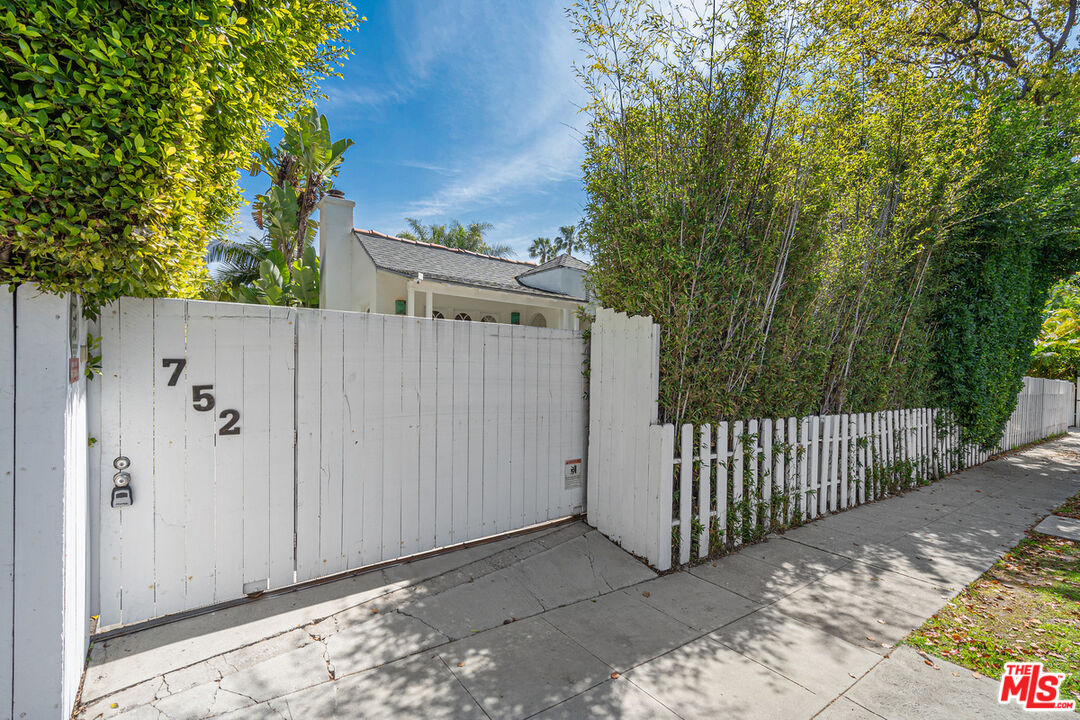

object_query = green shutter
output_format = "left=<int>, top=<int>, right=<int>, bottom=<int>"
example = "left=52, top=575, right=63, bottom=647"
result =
left=510, top=312, right=520, bottom=325
left=395, top=299, right=406, bottom=315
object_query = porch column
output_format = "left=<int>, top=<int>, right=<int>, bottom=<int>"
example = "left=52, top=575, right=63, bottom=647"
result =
left=406, top=285, right=416, bottom=317
left=425, top=290, right=433, bottom=319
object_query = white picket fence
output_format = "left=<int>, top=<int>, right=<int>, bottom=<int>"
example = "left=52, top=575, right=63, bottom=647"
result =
left=587, top=310, right=1074, bottom=571
left=90, top=297, right=587, bottom=628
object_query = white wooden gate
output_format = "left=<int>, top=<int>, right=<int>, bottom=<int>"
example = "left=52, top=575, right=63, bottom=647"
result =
left=90, top=298, right=587, bottom=628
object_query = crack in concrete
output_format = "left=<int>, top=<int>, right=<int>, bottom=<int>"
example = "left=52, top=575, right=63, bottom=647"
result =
left=583, top=533, right=615, bottom=592
left=394, top=607, right=450, bottom=638
left=220, top=685, right=260, bottom=706
left=438, top=654, right=493, bottom=720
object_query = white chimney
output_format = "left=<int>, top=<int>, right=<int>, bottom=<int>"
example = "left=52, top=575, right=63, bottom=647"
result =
left=318, top=190, right=356, bottom=310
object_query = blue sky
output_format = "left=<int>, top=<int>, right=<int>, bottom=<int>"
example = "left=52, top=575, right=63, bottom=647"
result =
left=234, top=1, right=590, bottom=262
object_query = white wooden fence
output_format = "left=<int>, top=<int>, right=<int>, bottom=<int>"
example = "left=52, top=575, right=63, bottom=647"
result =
left=90, top=298, right=587, bottom=628
left=1, top=285, right=90, bottom=720
left=587, top=310, right=1074, bottom=571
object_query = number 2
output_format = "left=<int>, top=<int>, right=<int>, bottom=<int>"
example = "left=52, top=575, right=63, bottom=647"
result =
left=219, top=409, right=241, bottom=436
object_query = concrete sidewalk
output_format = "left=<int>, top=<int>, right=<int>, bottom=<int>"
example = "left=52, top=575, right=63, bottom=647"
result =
left=78, top=434, right=1080, bottom=720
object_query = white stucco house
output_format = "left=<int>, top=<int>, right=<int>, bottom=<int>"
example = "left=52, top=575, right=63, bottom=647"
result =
left=317, top=192, right=590, bottom=329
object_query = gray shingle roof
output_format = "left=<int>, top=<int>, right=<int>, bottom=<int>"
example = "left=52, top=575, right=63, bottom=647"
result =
left=354, top=230, right=586, bottom=300
left=517, top=253, right=589, bottom=278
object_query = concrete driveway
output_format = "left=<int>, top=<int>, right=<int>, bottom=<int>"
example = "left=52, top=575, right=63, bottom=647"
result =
left=77, top=433, right=1080, bottom=719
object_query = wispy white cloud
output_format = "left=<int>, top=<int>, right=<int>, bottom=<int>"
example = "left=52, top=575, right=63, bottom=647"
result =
left=396, top=1, right=588, bottom=226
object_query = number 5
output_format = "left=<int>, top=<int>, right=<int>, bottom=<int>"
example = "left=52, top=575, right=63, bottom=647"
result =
left=192, top=384, right=215, bottom=412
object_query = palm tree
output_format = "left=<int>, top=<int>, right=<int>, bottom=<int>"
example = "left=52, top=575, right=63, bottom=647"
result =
left=206, top=235, right=274, bottom=286
left=529, top=237, right=557, bottom=263
left=555, top=225, right=577, bottom=256
left=398, top=218, right=513, bottom=257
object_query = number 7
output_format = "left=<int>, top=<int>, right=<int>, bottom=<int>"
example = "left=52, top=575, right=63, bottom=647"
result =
left=162, top=358, right=186, bottom=387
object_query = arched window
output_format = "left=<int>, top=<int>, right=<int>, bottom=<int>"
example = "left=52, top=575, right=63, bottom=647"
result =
left=431, top=310, right=444, bottom=319
left=529, top=313, right=547, bottom=328
left=480, top=315, right=497, bottom=323
left=454, top=312, right=472, bottom=322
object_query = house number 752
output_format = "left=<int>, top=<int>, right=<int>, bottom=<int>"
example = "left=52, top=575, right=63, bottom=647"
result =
left=162, top=359, right=241, bottom=436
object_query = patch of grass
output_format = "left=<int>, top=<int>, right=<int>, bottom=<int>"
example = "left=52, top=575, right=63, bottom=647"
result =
left=1058, top=494, right=1080, bottom=520
left=906, top=503, right=1080, bottom=709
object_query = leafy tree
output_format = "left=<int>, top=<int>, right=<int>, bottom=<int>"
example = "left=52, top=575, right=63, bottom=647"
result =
left=399, top=218, right=513, bottom=257
left=0, top=1, right=358, bottom=309
left=1029, top=274, right=1080, bottom=381
left=249, top=108, right=353, bottom=267
left=570, top=0, right=1080, bottom=445
left=233, top=245, right=321, bottom=308
left=529, top=237, right=557, bottom=263
left=208, top=109, right=352, bottom=307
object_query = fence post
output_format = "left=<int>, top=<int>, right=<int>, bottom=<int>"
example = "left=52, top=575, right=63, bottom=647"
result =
left=2, top=285, right=89, bottom=720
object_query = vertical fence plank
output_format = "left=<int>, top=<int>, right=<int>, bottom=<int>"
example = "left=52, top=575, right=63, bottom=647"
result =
left=181, top=303, right=217, bottom=612
left=476, top=322, right=495, bottom=537
left=521, top=327, right=539, bottom=526
left=798, top=417, right=809, bottom=522
left=568, top=329, right=588, bottom=516
left=360, top=315, right=385, bottom=566
left=380, top=315, right=403, bottom=562
left=494, top=325, right=512, bottom=532
left=586, top=313, right=604, bottom=530
left=659, top=425, right=675, bottom=571
left=679, top=424, right=693, bottom=566
left=760, top=419, right=772, bottom=532
left=117, top=297, right=157, bottom=621
left=0, top=290, right=10, bottom=713
left=785, top=417, right=796, bottom=524
left=240, top=305, right=271, bottom=594
left=318, top=311, right=346, bottom=573
left=458, top=320, right=478, bottom=542
left=212, top=305, right=247, bottom=599
left=773, top=419, right=784, bottom=528
left=341, top=312, right=365, bottom=568
left=857, top=413, right=867, bottom=503
left=747, top=419, right=759, bottom=534
left=831, top=413, right=841, bottom=511
left=716, top=422, right=728, bottom=549
left=509, top=326, right=527, bottom=529
left=399, top=317, right=421, bottom=558
left=96, top=304, right=121, bottom=624
left=152, top=300, right=188, bottom=615
left=817, top=415, right=830, bottom=517
left=643, top=421, right=656, bottom=565
left=698, top=424, right=711, bottom=558
left=435, top=318, right=455, bottom=548
left=268, top=307, right=295, bottom=587
left=418, top=317, right=438, bottom=551
left=839, top=413, right=849, bottom=510
left=807, top=416, right=820, bottom=519
left=732, top=420, right=744, bottom=546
